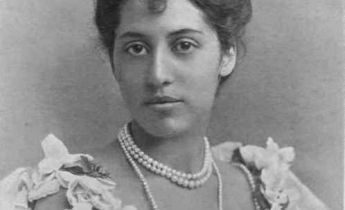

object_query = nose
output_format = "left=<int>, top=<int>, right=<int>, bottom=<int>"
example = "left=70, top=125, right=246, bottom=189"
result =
left=145, top=47, right=174, bottom=90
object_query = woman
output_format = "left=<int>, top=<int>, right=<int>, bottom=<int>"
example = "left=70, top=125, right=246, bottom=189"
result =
left=0, top=0, right=330, bottom=209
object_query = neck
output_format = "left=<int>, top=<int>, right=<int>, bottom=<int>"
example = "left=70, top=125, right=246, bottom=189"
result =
left=129, top=121, right=208, bottom=175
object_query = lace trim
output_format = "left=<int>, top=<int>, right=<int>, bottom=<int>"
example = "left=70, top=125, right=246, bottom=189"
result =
left=28, top=178, right=61, bottom=202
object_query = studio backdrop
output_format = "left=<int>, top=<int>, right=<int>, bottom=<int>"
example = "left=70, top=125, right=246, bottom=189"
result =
left=0, top=1, right=343, bottom=209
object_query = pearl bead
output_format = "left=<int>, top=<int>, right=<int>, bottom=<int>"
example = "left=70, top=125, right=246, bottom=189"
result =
left=191, top=181, right=196, bottom=187
left=177, top=178, right=183, bottom=185
left=183, top=180, right=188, bottom=187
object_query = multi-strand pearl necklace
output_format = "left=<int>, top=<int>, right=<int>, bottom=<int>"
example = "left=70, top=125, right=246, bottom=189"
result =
left=118, top=123, right=223, bottom=210
left=120, top=124, right=213, bottom=189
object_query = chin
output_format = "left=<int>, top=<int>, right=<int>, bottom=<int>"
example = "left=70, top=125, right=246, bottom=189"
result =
left=136, top=116, right=191, bottom=138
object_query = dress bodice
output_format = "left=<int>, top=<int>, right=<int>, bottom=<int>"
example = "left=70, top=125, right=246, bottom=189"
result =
left=0, top=134, right=329, bottom=210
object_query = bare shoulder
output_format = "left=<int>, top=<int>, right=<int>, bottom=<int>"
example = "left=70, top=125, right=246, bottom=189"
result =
left=33, top=189, right=70, bottom=210
left=215, top=159, right=255, bottom=210
left=87, top=140, right=123, bottom=164
left=86, top=140, right=137, bottom=182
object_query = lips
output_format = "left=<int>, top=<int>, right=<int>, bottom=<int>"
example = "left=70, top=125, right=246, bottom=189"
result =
left=144, top=96, right=182, bottom=105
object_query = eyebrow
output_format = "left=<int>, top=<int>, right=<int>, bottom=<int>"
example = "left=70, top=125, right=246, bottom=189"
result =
left=118, top=28, right=204, bottom=40
left=118, top=32, right=146, bottom=40
left=167, top=28, right=204, bottom=38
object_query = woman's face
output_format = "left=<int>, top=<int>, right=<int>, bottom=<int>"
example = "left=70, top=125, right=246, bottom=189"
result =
left=113, top=0, right=235, bottom=137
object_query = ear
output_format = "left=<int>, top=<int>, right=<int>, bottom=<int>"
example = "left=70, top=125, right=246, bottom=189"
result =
left=219, top=46, right=237, bottom=77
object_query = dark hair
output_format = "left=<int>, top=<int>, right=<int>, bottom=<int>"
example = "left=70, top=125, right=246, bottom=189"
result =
left=95, top=0, right=252, bottom=82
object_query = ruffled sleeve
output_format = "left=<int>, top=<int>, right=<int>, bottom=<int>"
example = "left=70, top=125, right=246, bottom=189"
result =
left=212, top=137, right=330, bottom=210
left=0, top=134, right=137, bottom=210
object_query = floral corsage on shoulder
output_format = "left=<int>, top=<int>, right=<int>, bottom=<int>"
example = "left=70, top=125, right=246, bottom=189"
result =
left=212, top=137, right=329, bottom=210
left=0, top=134, right=137, bottom=210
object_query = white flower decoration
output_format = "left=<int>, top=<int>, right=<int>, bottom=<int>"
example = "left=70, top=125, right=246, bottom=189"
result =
left=59, top=172, right=136, bottom=210
left=36, top=134, right=136, bottom=210
left=0, top=168, right=32, bottom=210
left=38, top=134, right=93, bottom=175
left=240, top=137, right=295, bottom=210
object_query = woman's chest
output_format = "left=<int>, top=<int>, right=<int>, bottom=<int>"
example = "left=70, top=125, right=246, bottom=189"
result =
left=112, top=174, right=254, bottom=210
left=94, top=145, right=254, bottom=210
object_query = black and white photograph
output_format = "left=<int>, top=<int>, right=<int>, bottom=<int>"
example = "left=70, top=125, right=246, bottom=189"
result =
left=0, top=0, right=343, bottom=209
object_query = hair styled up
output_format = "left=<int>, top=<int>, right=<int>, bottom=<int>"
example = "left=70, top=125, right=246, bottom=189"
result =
left=95, top=0, right=252, bottom=82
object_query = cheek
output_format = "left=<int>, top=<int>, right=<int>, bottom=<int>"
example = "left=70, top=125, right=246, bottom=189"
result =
left=198, top=48, right=221, bottom=90
left=115, top=58, right=148, bottom=104
left=192, top=72, right=219, bottom=106
left=183, top=50, right=221, bottom=93
left=181, top=57, right=220, bottom=112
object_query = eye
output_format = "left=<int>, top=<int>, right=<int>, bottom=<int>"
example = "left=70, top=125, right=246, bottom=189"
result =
left=125, top=42, right=149, bottom=56
left=172, top=39, right=198, bottom=54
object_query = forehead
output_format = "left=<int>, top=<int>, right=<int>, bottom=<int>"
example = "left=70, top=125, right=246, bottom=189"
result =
left=116, top=0, right=214, bottom=38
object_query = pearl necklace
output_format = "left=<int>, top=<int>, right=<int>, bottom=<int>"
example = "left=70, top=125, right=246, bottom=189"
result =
left=118, top=124, right=223, bottom=210
left=120, top=124, right=213, bottom=189
left=233, top=163, right=261, bottom=210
